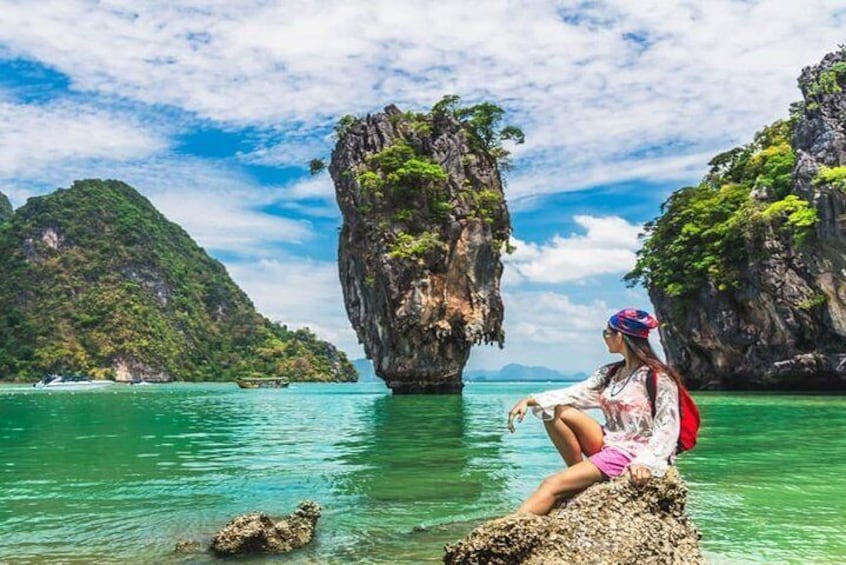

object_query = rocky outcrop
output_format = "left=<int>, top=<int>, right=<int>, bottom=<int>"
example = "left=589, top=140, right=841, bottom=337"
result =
left=330, top=104, right=511, bottom=393
left=210, top=501, right=321, bottom=556
left=112, top=358, right=171, bottom=383
left=443, top=468, right=702, bottom=564
left=644, top=49, right=846, bottom=390
left=0, top=191, right=12, bottom=223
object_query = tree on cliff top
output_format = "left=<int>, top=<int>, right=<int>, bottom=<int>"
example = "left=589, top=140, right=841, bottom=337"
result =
left=311, top=95, right=524, bottom=174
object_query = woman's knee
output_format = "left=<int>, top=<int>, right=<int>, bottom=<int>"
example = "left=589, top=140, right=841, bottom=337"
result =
left=553, top=404, right=576, bottom=421
left=555, top=405, right=584, bottom=427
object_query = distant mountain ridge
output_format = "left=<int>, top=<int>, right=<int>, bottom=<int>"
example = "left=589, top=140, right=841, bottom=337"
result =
left=353, top=359, right=584, bottom=383
left=0, top=179, right=356, bottom=383
left=464, top=363, right=586, bottom=382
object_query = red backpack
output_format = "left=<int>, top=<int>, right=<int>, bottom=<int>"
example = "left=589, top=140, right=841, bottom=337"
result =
left=644, top=369, right=700, bottom=453
left=606, top=363, right=701, bottom=453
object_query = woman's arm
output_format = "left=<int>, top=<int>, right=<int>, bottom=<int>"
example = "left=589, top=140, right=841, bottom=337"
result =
left=527, top=366, right=608, bottom=421
left=629, top=371, right=680, bottom=477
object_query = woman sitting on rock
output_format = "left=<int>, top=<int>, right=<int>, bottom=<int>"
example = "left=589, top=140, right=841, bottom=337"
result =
left=507, top=308, right=682, bottom=516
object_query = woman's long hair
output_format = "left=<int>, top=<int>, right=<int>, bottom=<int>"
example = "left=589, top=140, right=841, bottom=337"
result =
left=598, top=331, right=685, bottom=390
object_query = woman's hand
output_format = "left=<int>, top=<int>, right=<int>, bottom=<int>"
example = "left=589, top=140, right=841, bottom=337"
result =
left=625, top=463, right=652, bottom=486
left=507, top=398, right=531, bottom=433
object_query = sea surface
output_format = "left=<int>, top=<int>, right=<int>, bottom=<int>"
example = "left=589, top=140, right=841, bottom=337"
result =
left=1, top=382, right=844, bottom=564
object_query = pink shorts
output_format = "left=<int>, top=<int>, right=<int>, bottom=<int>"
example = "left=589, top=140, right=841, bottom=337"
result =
left=588, top=446, right=633, bottom=479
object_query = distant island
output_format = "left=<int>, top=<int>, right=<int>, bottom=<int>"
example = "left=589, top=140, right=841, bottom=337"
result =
left=0, top=179, right=356, bottom=384
left=353, top=359, right=584, bottom=383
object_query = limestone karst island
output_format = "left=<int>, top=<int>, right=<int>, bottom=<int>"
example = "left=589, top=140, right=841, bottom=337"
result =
left=328, top=98, right=519, bottom=393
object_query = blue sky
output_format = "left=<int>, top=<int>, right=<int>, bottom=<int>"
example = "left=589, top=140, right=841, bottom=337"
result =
left=1, top=1, right=845, bottom=373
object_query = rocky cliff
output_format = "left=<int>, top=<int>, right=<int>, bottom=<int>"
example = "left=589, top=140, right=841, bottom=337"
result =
left=627, top=49, right=846, bottom=389
left=0, top=191, right=12, bottom=223
left=0, top=179, right=357, bottom=383
left=329, top=100, right=517, bottom=393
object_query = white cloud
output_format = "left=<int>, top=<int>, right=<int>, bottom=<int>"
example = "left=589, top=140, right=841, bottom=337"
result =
left=504, top=291, right=612, bottom=344
left=271, top=174, right=336, bottom=202
left=1, top=154, right=317, bottom=256
left=0, top=98, right=168, bottom=178
left=1, top=0, right=843, bottom=203
left=505, top=215, right=642, bottom=283
left=467, top=285, right=665, bottom=373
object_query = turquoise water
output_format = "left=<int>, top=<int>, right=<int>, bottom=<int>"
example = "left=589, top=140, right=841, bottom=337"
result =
left=1, top=382, right=844, bottom=564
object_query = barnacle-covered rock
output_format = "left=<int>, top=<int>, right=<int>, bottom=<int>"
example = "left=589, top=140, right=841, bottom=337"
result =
left=210, top=500, right=321, bottom=556
left=443, top=468, right=702, bottom=564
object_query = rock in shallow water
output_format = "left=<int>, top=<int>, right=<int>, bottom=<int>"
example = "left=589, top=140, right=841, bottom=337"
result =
left=210, top=500, right=321, bottom=556
left=443, top=467, right=702, bottom=564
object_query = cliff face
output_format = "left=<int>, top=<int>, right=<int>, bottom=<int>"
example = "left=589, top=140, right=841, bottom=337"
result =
left=0, top=191, right=12, bottom=223
left=0, top=179, right=356, bottom=383
left=631, top=50, right=846, bottom=389
left=329, top=104, right=511, bottom=393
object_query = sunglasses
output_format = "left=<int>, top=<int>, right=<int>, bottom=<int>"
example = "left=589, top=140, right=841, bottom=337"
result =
left=602, top=328, right=616, bottom=338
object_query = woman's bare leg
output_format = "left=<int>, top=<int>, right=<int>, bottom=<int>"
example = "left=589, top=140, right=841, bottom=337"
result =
left=517, top=460, right=604, bottom=515
left=543, top=405, right=604, bottom=466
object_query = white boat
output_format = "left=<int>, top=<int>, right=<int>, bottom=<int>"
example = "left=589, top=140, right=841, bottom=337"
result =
left=33, top=374, right=116, bottom=390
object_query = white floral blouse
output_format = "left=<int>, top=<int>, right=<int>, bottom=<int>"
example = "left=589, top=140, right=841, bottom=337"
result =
left=529, top=364, right=680, bottom=476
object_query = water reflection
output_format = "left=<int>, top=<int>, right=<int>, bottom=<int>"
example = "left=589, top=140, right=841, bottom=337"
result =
left=333, top=394, right=505, bottom=512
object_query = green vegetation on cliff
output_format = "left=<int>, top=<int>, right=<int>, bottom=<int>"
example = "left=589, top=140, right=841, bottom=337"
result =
left=0, top=192, right=12, bottom=223
left=626, top=120, right=819, bottom=296
left=0, top=179, right=356, bottom=382
left=814, top=165, right=846, bottom=189
left=327, top=96, right=521, bottom=262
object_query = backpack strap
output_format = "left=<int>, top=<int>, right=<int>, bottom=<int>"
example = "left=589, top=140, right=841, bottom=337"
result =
left=645, top=369, right=686, bottom=457
left=644, top=368, right=657, bottom=418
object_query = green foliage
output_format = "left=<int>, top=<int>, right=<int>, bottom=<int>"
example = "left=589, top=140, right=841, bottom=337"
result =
left=357, top=170, right=385, bottom=197
left=334, top=114, right=359, bottom=138
left=398, top=111, right=432, bottom=135
left=805, top=62, right=846, bottom=99
left=813, top=165, right=846, bottom=189
left=393, top=209, right=415, bottom=222
left=759, top=195, right=819, bottom=246
left=357, top=140, right=449, bottom=222
left=0, top=179, right=357, bottom=383
left=366, top=141, right=417, bottom=174
left=797, top=293, right=827, bottom=311
left=308, top=158, right=326, bottom=175
left=430, top=94, right=525, bottom=168
left=627, top=121, right=817, bottom=297
left=387, top=231, right=441, bottom=261
left=340, top=98, right=515, bottom=267
left=473, top=190, right=503, bottom=222
left=431, top=94, right=461, bottom=116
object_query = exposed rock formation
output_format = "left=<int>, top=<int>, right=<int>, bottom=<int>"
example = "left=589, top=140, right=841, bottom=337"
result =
left=330, top=103, right=512, bottom=393
left=0, top=191, right=12, bottom=223
left=633, top=49, right=846, bottom=389
left=443, top=468, right=702, bottom=564
left=210, top=501, right=321, bottom=556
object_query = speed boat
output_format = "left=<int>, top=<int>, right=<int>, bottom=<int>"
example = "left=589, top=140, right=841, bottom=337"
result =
left=34, top=374, right=116, bottom=390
